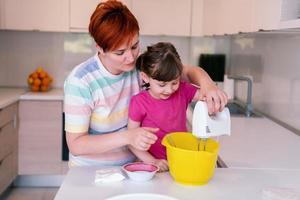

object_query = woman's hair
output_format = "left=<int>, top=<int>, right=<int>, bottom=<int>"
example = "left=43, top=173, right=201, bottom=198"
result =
left=136, top=42, right=183, bottom=83
left=89, top=0, right=139, bottom=52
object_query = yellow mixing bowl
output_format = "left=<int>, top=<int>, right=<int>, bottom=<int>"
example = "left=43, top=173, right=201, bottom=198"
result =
left=162, top=132, right=219, bottom=185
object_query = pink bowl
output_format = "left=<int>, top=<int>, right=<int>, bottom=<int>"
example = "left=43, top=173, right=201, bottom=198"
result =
left=123, top=162, right=159, bottom=172
left=122, top=162, right=159, bottom=181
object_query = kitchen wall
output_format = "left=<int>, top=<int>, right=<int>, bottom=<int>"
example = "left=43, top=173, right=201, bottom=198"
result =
left=0, top=30, right=229, bottom=88
left=228, top=33, right=300, bottom=132
left=1, top=30, right=298, bottom=132
left=0, top=31, right=191, bottom=88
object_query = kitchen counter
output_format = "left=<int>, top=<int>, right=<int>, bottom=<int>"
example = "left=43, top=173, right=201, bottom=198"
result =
left=0, top=87, right=63, bottom=108
left=20, top=88, right=63, bottom=101
left=219, top=116, right=300, bottom=169
left=0, top=88, right=26, bottom=109
left=54, top=166, right=300, bottom=200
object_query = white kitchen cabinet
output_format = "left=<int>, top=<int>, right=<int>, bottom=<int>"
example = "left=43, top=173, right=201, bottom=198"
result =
left=190, top=0, right=204, bottom=37
left=0, top=0, right=4, bottom=28
left=70, top=0, right=132, bottom=32
left=201, top=0, right=300, bottom=35
left=0, top=103, right=18, bottom=194
left=252, top=0, right=281, bottom=31
left=279, top=0, right=300, bottom=29
left=0, top=0, right=69, bottom=32
left=18, top=100, right=67, bottom=175
left=203, top=0, right=254, bottom=35
left=251, top=0, right=300, bottom=31
left=131, top=0, right=192, bottom=36
left=71, top=0, right=193, bottom=36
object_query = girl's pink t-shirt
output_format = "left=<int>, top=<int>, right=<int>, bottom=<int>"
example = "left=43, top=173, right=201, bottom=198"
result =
left=128, top=81, right=197, bottom=159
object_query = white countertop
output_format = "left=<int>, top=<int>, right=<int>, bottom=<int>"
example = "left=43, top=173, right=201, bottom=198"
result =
left=219, top=116, right=300, bottom=169
left=0, top=88, right=26, bottom=109
left=0, top=87, right=63, bottom=109
left=54, top=166, right=300, bottom=200
left=19, top=88, right=63, bottom=101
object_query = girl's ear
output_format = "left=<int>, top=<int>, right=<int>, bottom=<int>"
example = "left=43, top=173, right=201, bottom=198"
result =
left=140, top=71, right=150, bottom=83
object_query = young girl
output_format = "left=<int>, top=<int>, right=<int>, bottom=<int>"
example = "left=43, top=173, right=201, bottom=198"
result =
left=128, top=42, right=200, bottom=171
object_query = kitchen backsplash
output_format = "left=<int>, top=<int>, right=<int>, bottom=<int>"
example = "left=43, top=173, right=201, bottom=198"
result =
left=0, top=31, right=229, bottom=88
left=228, top=33, right=300, bottom=132
left=0, top=30, right=299, bottom=131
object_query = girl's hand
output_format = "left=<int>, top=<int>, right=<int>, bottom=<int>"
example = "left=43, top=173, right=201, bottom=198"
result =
left=153, top=159, right=169, bottom=172
left=127, top=127, right=158, bottom=151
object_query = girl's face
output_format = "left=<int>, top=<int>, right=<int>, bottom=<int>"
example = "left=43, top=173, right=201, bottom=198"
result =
left=141, top=72, right=180, bottom=100
left=98, top=34, right=140, bottom=75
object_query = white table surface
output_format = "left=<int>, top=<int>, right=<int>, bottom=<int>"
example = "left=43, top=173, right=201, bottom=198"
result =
left=54, top=166, right=300, bottom=200
left=219, top=117, right=300, bottom=169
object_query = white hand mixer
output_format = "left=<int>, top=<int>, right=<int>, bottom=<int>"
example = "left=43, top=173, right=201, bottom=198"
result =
left=192, top=101, right=231, bottom=151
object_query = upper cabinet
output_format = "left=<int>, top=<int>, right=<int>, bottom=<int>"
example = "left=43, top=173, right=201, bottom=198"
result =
left=131, top=0, right=192, bottom=36
left=1, top=0, right=299, bottom=35
left=279, top=0, right=300, bottom=29
left=70, top=0, right=195, bottom=36
left=252, top=0, right=282, bottom=31
left=0, top=0, right=69, bottom=32
left=191, top=0, right=204, bottom=36
left=203, top=0, right=257, bottom=35
left=69, top=0, right=132, bottom=32
left=0, top=0, right=4, bottom=28
left=202, top=0, right=300, bottom=35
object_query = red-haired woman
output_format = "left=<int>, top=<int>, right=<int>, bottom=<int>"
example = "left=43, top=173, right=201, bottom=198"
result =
left=64, top=0, right=227, bottom=167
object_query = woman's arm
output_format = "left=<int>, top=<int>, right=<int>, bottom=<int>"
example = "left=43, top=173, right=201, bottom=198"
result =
left=66, top=126, right=158, bottom=156
left=182, top=65, right=228, bottom=114
left=192, top=89, right=201, bottom=102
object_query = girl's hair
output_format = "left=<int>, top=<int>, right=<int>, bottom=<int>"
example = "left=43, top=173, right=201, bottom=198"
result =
left=136, top=42, right=183, bottom=83
left=89, top=0, right=139, bottom=52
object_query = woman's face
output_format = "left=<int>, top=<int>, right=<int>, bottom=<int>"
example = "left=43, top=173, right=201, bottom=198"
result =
left=98, top=34, right=140, bottom=75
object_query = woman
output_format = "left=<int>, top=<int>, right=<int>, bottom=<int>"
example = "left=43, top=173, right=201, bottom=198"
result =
left=64, top=0, right=227, bottom=167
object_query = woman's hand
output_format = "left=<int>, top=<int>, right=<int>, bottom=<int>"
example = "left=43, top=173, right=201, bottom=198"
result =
left=153, top=159, right=169, bottom=172
left=182, top=65, right=228, bottom=114
left=199, top=82, right=228, bottom=114
left=126, top=127, right=158, bottom=151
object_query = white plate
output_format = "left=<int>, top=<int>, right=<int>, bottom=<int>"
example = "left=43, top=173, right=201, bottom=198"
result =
left=105, top=193, right=179, bottom=200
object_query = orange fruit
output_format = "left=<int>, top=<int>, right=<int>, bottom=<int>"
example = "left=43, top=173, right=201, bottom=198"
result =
left=27, top=67, right=53, bottom=92
left=33, top=78, right=42, bottom=87
left=27, top=77, right=34, bottom=85
left=42, top=77, right=50, bottom=86
left=31, top=72, right=38, bottom=79
left=36, top=67, right=44, bottom=74
left=31, top=85, right=40, bottom=92
left=40, top=85, right=49, bottom=92
left=39, top=71, right=47, bottom=79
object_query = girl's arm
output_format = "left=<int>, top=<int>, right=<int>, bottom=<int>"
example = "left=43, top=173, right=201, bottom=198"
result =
left=127, top=119, right=157, bottom=163
left=128, top=119, right=169, bottom=171
left=66, top=126, right=158, bottom=156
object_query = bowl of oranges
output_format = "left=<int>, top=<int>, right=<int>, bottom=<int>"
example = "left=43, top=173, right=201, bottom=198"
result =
left=27, top=67, right=53, bottom=92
